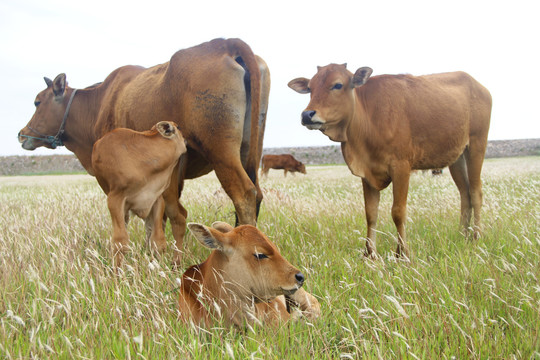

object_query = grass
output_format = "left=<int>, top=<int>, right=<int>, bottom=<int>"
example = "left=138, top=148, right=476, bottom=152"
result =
left=1, top=157, right=539, bottom=359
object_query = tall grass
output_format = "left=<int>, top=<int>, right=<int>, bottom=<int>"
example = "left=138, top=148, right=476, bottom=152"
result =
left=1, top=157, right=539, bottom=359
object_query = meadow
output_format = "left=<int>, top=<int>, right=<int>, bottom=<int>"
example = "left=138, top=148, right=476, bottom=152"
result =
left=0, top=157, right=539, bottom=359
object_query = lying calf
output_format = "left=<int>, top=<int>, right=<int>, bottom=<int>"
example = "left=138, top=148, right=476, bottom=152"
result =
left=180, top=222, right=320, bottom=327
left=92, top=121, right=187, bottom=268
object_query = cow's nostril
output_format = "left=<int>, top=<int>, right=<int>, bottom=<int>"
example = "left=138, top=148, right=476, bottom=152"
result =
left=295, top=272, right=305, bottom=284
left=302, top=110, right=316, bottom=120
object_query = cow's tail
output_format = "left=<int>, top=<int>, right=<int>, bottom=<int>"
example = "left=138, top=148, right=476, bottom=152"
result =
left=227, top=38, right=261, bottom=186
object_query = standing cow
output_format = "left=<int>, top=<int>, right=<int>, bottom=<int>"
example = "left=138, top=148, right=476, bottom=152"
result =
left=261, top=154, right=306, bottom=177
left=289, top=64, right=491, bottom=258
left=18, top=38, right=270, bottom=267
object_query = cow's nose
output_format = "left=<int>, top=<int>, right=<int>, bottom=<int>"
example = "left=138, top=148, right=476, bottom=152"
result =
left=295, top=272, right=305, bottom=285
left=301, top=110, right=316, bottom=125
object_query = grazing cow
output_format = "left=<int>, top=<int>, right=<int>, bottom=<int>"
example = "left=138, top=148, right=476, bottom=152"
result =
left=18, top=38, right=270, bottom=266
left=92, top=121, right=187, bottom=268
left=179, top=222, right=321, bottom=327
left=261, top=154, right=307, bottom=177
left=289, top=64, right=491, bottom=258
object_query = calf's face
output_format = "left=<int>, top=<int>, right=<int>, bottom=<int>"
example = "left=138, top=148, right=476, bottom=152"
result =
left=188, top=222, right=305, bottom=302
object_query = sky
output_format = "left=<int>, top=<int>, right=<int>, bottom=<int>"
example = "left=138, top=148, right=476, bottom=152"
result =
left=1, top=0, right=538, bottom=156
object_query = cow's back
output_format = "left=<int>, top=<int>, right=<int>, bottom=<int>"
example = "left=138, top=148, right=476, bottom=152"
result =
left=358, top=71, right=491, bottom=169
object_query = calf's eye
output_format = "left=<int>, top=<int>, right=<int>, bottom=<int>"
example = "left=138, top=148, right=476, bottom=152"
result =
left=34, top=101, right=41, bottom=107
left=332, top=83, right=343, bottom=90
left=254, top=253, right=268, bottom=260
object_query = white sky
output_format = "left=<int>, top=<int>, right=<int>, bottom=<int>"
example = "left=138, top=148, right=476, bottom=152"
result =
left=1, top=0, right=538, bottom=156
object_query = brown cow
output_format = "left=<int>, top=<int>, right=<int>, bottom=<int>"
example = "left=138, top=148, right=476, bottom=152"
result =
left=261, top=154, right=307, bottom=177
left=92, top=121, right=187, bottom=268
left=18, top=38, right=270, bottom=267
left=179, top=221, right=321, bottom=327
left=289, top=65, right=491, bottom=258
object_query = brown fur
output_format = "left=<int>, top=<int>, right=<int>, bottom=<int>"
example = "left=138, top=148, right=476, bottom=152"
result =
left=91, top=122, right=186, bottom=268
left=289, top=64, right=492, bottom=258
left=261, top=154, right=306, bottom=177
left=18, top=38, right=270, bottom=266
left=179, top=222, right=320, bottom=327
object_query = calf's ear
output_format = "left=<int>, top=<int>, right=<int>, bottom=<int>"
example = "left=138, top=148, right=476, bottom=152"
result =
left=156, top=121, right=176, bottom=138
left=352, top=67, right=373, bottom=88
left=188, top=223, right=230, bottom=251
left=212, top=221, right=234, bottom=233
left=288, top=78, right=310, bottom=94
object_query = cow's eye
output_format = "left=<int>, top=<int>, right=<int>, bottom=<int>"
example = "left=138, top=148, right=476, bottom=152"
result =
left=254, top=253, right=268, bottom=260
left=34, top=101, right=41, bottom=107
left=332, top=83, right=343, bottom=90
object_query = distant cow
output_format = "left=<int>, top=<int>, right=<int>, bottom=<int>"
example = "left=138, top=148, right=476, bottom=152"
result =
left=92, top=121, right=187, bottom=268
left=179, top=222, right=320, bottom=327
left=261, top=154, right=306, bottom=177
left=289, top=64, right=491, bottom=258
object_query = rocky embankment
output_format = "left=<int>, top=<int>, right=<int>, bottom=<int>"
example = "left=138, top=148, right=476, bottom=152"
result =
left=1, top=139, right=539, bottom=176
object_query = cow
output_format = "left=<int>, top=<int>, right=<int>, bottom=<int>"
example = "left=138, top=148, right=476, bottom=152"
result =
left=179, top=221, right=320, bottom=327
left=18, top=38, right=270, bottom=267
left=288, top=64, right=491, bottom=259
left=91, top=121, right=187, bottom=268
left=261, top=154, right=307, bottom=177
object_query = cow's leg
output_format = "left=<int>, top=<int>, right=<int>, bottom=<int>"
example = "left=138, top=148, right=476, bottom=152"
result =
left=449, top=153, right=472, bottom=235
left=390, top=166, right=411, bottom=259
left=362, top=178, right=380, bottom=258
left=284, top=288, right=321, bottom=320
left=465, top=140, right=486, bottom=239
left=107, top=192, right=129, bottom=269
left=254, top=171, right=263, bottom=220
left=145, top=196, right=167, bottom=255
left=163, top=164, right=188, bottom=268
left=214, top=160, right=258, bottom=226
left=284, top=170, right=288, bottom=177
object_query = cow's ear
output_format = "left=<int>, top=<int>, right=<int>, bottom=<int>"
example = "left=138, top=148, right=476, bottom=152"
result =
left=188, top=223, right=230, bottom=251
left=352, top=67, right=373, bottom=88
left=44, top=77, right=53, bottom=88
left=288, top=78, right=311, bottom=94
left=212, top=221, right=234, bottom=233
left=52, top=73, right=67, bottom=97
left=156, top=121, right=176, bottom=138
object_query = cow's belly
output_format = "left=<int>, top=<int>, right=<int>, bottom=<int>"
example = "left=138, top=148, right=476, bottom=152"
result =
left=411, top=136, right=469, bottom=170
left=126, top=176, right=170, bottom=219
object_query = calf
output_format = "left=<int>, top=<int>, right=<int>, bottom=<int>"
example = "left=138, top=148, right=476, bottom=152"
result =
left=92, top=121, right=187, bottom=268
left=261, top=154, right=307, bottom=177
left=179, top=222, right=320, bottom=327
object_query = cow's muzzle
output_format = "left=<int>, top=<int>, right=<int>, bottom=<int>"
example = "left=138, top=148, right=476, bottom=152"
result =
left=301, top=110, right=324, bottom=130
left=18, top=131, right=36, bottom=150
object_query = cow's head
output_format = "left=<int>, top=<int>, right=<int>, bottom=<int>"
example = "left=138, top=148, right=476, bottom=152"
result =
left=297, top=162, right=306, bottom=174
left=288, top=64, right=373, bottom=142
left=18, top=73, right=73, bottom=150
left=188, top=222, right=305, bottom=302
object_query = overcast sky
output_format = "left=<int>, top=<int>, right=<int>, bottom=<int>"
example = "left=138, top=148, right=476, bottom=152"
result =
left=1, top=0, right=538, bottom=156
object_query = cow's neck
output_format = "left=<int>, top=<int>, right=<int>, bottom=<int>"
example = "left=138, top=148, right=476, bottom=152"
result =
left=200, top=253, right=258, bottom=326
left=61, top=89, right=104, bottom=175
left=339, top=94, right=389, bottom=189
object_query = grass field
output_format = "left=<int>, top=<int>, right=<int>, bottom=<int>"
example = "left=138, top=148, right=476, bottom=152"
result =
left=1, top=157, right=539, bottom=359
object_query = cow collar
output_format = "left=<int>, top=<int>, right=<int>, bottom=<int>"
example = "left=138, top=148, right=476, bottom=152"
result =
left=22, top=88, right=78, bottom=149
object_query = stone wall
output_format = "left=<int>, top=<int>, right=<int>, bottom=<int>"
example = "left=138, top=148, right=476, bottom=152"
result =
left=1, top=138, right=539, bottom=175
